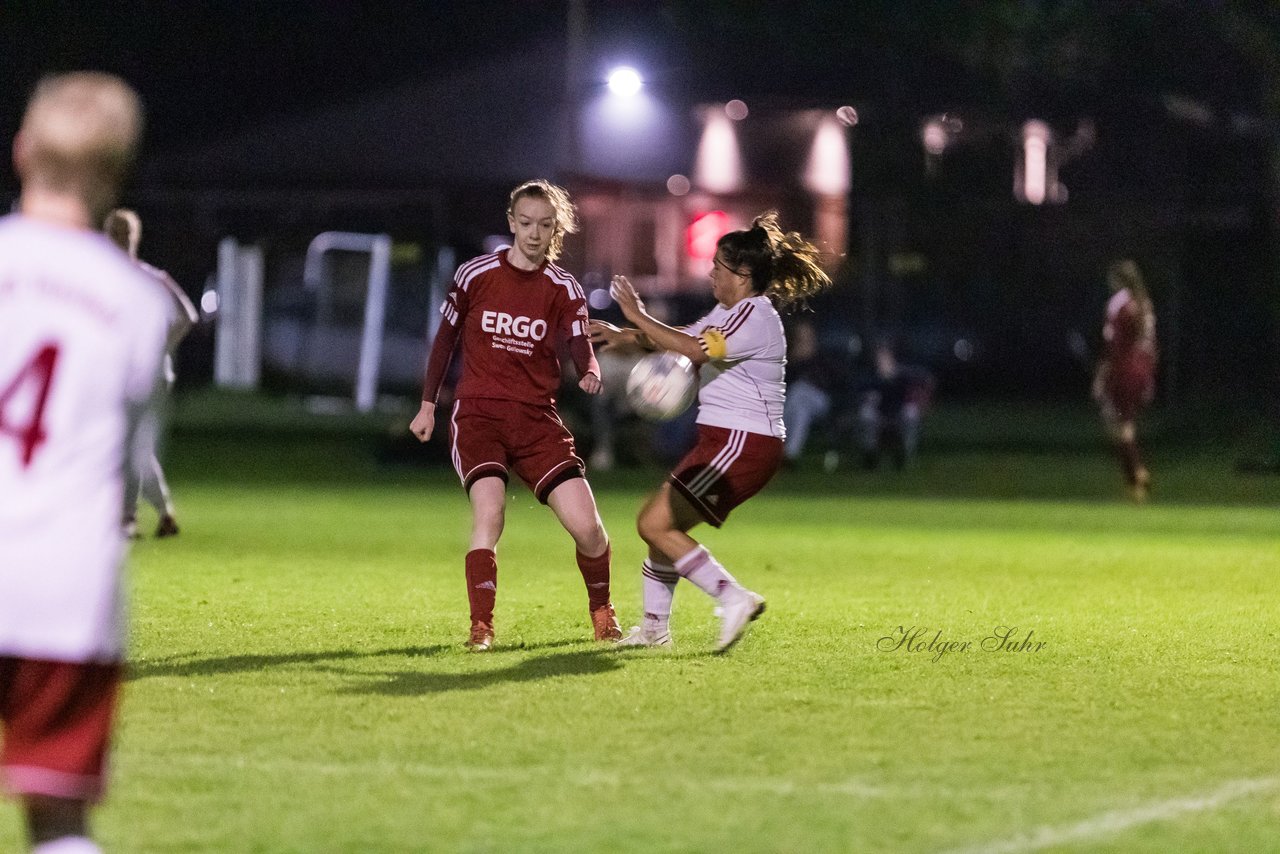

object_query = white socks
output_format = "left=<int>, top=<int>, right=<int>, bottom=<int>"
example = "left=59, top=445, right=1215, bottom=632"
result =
left=33, top=837, right=102, bottom=854
left=640, top=558, right=678, bottom=631
left=673, top=545, right=739, bottom=599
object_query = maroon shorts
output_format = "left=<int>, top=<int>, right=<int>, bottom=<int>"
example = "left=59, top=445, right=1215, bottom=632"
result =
left=0, top=657, right=121, bottom=802
left=1104, top=353, right=1156, bottom=421
left=670, top=425, right=783, bottom=527
left=448, top=398, right=584, bottom=503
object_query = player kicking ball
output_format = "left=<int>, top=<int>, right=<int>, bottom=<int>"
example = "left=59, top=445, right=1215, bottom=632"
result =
left=590, top=212, right=831, bottom=653
left=409, top=180, right=621, bottom=650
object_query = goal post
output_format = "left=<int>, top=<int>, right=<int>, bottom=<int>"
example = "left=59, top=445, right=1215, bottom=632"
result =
left=303, top=231, right=393, bottom=413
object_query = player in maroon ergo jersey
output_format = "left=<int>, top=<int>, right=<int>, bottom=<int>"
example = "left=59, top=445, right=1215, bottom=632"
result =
left=409, top=180, right=620, bottom=650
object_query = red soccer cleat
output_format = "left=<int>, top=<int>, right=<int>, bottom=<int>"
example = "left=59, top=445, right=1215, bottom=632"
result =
left=591, top=603, right=623, bottom=642
left=466, top=620, right=494, bottom=651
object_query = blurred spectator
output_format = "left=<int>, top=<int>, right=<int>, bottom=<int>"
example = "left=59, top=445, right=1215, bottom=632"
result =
left=782, top=318, right=832, bottom=468
left=855, top=343, right=935, bottom=470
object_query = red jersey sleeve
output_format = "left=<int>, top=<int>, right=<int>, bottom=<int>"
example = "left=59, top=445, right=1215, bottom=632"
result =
left=559, top=281, right=599, bottom=379
left=420, top=280, right=468, bottom=403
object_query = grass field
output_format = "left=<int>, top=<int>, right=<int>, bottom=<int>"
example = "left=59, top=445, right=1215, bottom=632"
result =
left=3, top=392, right=1278, bottom=852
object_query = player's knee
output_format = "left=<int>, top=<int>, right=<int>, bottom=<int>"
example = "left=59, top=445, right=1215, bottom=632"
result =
left=472, top=504, right=504, bottom=536
left=575, top=520, right=608, bottom=556
left=635, top=511, right=666, bottom=548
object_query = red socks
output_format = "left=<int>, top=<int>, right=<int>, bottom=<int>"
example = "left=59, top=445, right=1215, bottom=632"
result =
left=465, top=549, right=498, bottom=623
left=576, top=544, right=612, bottom=610
left=468, top=546, right=610, bottom=621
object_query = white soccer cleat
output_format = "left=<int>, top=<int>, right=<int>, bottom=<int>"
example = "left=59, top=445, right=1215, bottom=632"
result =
left=714, top=590, right=765, bottom=653
left=616, top=624, right=673, bottom=648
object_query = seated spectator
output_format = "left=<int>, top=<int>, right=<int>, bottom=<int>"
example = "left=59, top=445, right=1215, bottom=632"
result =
left=856, top=343, right=934, bottom=470
left=782, top=319, right=831, bottom=468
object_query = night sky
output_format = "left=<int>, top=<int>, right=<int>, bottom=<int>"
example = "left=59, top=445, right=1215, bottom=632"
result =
left=3, top=1, right=1277, bottom=399
left=3, top=2, right=1273, bottom=190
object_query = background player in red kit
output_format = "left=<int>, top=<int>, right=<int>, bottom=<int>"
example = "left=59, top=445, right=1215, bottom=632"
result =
left=1092, top=258, right=1158, bottom=500
left=1, top=73, right=168, bottom=854
left=591, top=213, right=831, bottom=653
left=409, top=180, right=620, bottom=650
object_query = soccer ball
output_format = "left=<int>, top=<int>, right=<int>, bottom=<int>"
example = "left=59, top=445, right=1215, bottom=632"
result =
left=626, top=352, right=698, bottom=421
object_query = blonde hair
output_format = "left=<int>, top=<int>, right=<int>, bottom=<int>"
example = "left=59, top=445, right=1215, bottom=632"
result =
left=1108, top=258, right=1156, bottom=340
left=1107, top=259, right=1149, bottom=303
left=18, top=72, right=143, bottom=218
left=507, top=179, right=578, bottom=261
left=717, top=211, right=832, bottom=311
left=103, top=207, right=141, bottom=256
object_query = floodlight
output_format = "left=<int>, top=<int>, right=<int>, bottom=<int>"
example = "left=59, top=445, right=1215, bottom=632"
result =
left=607, top=66, right=643, bottom=97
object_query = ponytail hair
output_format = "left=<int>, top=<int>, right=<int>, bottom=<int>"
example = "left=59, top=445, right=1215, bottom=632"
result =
left=1107, top=258, right=1150, bottom=307
left=717, top=211, right=832, bottom=311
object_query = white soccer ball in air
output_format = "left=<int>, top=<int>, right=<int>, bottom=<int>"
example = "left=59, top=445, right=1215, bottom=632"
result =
left=626, top=352, right=698, bottom=421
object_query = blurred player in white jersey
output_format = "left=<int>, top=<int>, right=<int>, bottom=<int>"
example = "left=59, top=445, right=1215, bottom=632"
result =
left=103, top=208, right=197, bottom=538
left=0, top=73, right=168, bottom=854
left=591, top=212, right=831, bottom=652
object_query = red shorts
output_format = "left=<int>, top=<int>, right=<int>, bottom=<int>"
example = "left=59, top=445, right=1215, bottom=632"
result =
left=670, top=425, right=783, bottom=527
left=0, top=657, right=121, bottom=802
left=1104, top=353, right=1156, bottom=421
left=448, top=398, right=584, bottom=503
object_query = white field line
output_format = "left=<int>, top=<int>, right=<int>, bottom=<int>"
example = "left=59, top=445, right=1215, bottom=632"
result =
left=119, top=751, right=891, bottom=799
left=938, top=776, right=1280, bottom=854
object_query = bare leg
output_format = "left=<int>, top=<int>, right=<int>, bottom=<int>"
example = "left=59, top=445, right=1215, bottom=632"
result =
left=546, top=477, right=618, bottom=638
left=467, top=476, right=507, bottom=551
left=635, top=482, right=702, bottom=564
left=1101, top=411, right=1149, bottom=499
left=636, top=484, right=763, bottom=652
left=545, top=477, right=608, bottom=557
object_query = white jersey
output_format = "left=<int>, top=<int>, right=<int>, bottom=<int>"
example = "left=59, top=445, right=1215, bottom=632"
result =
left=0, top=214, right=169, bottom=663
left=140, top=260, right=197, bottom=385
left=685, top=294, right=788, bottom=438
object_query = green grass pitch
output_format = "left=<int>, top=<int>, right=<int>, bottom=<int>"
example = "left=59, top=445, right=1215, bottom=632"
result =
left=2, top=394, right=1278, bottom=852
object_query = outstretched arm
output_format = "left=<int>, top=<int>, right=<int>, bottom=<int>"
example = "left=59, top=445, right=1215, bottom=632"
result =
left=607, top=276, right=707, bottom=365
left=588, top=319, right=655, bottom=352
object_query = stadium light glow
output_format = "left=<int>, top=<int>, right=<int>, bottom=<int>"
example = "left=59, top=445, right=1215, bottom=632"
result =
left=804, top=114, right=851, bottom=196
left=694, top=110, right=742, bottom=193
left=607, top=66, right=643, bottom=97
left=922, top=118, right=949, bottom=155
left=1021, top=120, right=1051, bottom=205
